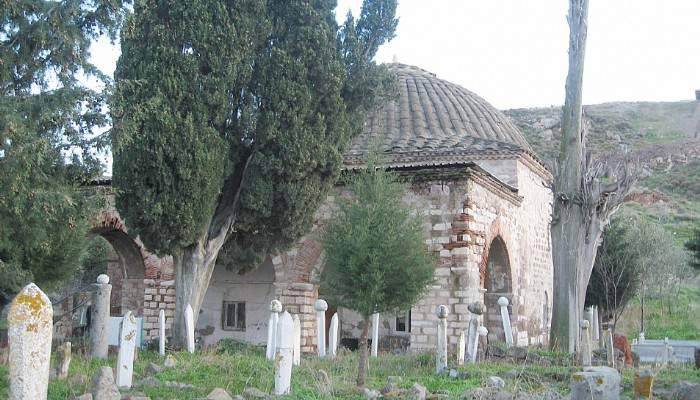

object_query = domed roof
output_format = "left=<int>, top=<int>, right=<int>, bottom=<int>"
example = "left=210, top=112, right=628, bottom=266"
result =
left=344, top=63, right=532, bottom=168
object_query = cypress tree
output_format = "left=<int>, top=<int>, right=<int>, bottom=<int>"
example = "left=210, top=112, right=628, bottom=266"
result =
left=112, top=0, right=398, bottom=343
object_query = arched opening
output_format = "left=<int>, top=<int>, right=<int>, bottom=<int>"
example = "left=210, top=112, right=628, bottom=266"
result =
left=88, top=227, right=146, bottom=317
left=483, top=236, right=512, bottom=343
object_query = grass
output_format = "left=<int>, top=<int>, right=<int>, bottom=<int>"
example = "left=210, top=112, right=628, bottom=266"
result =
left=0, top=341, right=698, bottom=399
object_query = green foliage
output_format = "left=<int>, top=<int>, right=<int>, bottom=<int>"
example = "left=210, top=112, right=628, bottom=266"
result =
left=685, top=224, right=700, bottom=270
left=112, top=0, right=398, bottom=273
left=0, top=0, right=128, bottom=303
left=618, top=285, right=700, bottom=340
left=78, top=235, right=112, bottom=284
left=321, top=168, right=435, bottom=319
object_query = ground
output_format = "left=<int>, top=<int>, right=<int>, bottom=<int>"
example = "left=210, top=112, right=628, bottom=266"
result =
left=0, top=341, right=698, bottom=399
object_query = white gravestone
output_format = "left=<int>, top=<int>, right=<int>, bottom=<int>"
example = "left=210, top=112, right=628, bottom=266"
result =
left=314, top=299, right=328, bottom=357
left=266, top=300, right=282, bottom=360
left=91, top=274, right=111, bottom=359
left=435, top=305, right=449, bottom=374
left=274, top=312, right=294, bottom=395
left=477, top=326, right=489, bottom=362
left=292, top=314, right=301, bottom=366
left=466, top=302, right=483, bottom=363
left=8, top=283, right=53, bottom=400
left=328, top=312, right=339, bottom=358
left=116, top=311, right=137, bottom=388
left=592, top=306, right=600, bottom=342
left=159, top=309, right=166, bottom=356
left=456, top=331, right=465, bottom=365
left=580, top=320, right=592, bottom=367
left=497, top=297, right=513, bottom=348
left=371, top=313, right=379, bottom=357
left=185, top=304, right=195, bottom=353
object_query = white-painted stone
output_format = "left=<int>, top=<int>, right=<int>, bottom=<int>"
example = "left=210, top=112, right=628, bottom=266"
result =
left=328, top=313, right=339, bottom=358
left=274, top=312, right=294, bottom=395
left=185, top=304, right=195, bottom=353
left=91, top=275, right=112, bottom=359
left=314, top=299, right=328, bottom=357
left=159, top=309, right=166, bottom=356
left=266, top=300, right=282, bottom=360
left=497, top=297, right=513, bottom=348
left=580, top=320, right=592, bottom=367
left=292, top=314, right=301, bottom=366
left=435, top=305, right=449, bottom=374
left=8, top=283, right=53, bottom=400
left=115, top=311, right=137, bottom=388
left=371, top=313, right=379, bottom=357
left=456, top=331, right=465, bottom=365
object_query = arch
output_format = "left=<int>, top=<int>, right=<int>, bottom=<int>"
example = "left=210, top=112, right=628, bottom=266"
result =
left=482, top=235, right=513, bottom=343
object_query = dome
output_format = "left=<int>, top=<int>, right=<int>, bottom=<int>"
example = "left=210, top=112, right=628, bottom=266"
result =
left=344, top=63, right=532, bottom=168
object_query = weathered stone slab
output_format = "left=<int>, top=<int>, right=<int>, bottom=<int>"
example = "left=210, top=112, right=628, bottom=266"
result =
left=91, top=366, right=120, bottom=400
left=571, top=366, right=620, bottom=400
left=8, top=283, right=53, bottom=400
left=580, top=320, right=592, bottom=367
left=55, top=341, right=71, bottom=380
left=116, top=311, right=137, bottom=388
left=497, top=297, right=513, bottom=348
left=91, top=275, right=111, bottom=359
left=274, top=312, right=294, bottom=395
left=456, top=331, right=465, bottom=365
left=435, top=305, right=448, bottom=374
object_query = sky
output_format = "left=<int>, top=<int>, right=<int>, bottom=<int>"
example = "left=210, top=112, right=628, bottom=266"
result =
left=91, top=1, right=700, bottom=110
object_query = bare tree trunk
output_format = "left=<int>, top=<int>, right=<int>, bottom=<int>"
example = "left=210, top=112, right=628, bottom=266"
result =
left=550, top=0, right=589, bottom=354
left=357, top=317, right=370, bottom=387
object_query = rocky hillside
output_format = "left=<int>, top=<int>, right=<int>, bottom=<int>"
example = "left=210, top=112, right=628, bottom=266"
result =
left=505, top=101, right=700, bottom=240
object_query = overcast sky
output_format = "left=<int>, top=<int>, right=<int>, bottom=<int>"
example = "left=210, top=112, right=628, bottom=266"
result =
left=91, top=1, right=700, bottom=110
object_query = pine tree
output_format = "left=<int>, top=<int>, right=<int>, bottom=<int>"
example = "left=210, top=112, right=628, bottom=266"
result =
left=0, top=1, right=128, bottom=303
left=111, top=0, right=398, bottom=344
left=321, top=167, right=435, bottom=386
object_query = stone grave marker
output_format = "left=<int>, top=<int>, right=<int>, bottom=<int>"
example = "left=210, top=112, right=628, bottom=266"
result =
left=592, top=306, right=600, bottom=342
left=580, top=320, right=592, bottom=367
left=55, top=341, right=71, bottom=380
left=456, top=331, right=465, bottom=365
left=159, top=309, right=166, bottom=356
left=185, top=304, right=195, bottom=353
left=314, top=299, right=328, bottom=357
left=435, top=305, right=449, bottom=374
left=371, top=313, right=379, bottom=357
left=477, top=326, right=488, bottom=362
left=604, top=329, right=615, bottom=368
left=91, top=274, right=111, bottom=359
left=466, top=302, right=483, bottom=363
left=571, top=366, right=620, bottom=400
left=8, top=283, right=53, bottom=400
left=497, top=296, right=513, bottom=348
left=328, top=312, right=339, bottom=358
left=274, top=311, right=294, bottom=395
left=266, top=300, right=282, bottom=360
left=292, top=314, right=301, bottom=366
left=115, top=311, right=137, bottom=388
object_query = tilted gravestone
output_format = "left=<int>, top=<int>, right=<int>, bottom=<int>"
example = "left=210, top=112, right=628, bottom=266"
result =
left=8, top=283, right=53, bottom=400
left=274, top=311, right=294, bottom=395
left=466, top=302, right=484, bottom=364
left=435, top=305, right=449, bottom=374
left=497, top=297, right=513, bottom=348
left=115, top=311, right=137, bottom=388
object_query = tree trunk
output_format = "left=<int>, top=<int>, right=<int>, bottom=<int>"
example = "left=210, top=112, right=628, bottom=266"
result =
left=550, top=0, right=589, bottom=354
left=357, top=317, right=370, bottom=387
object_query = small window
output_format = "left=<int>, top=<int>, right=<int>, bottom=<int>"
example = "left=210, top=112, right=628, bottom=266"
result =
left=395, top=310, right=411, bottom=333
left=222, top=302, right=246, bottom=331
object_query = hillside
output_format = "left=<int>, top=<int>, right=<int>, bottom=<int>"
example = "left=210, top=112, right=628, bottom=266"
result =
left=505, top=100, right=700, bottom=240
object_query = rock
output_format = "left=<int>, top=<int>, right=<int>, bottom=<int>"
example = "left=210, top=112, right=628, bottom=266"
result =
left=461, top=387, right=496, bottom=399
left=405, top=383, right=427, bottom=400
left=362, top=388, right=381, bottom=399
left=242, top=387, right=268, bottom=399
left=493, top=391, right=513, bottom=400
left=164, top=355, right=177, bottom=368
left=506, top=346, right=528, bottom=361
left=672, top=381, right=700, bottom=400
left=488, top=345, right=506, bottom=358
left=71, top=394, right=93, bottom=400
left=448, top=369, right=459, bottom=378
left=207, top=388, right=234, bottom=400
left=90, top=367, right=121, bottom=400
left=487, top=376, right=506, bottom=388
left=467, top=302, right=484, bottom=315
left=570, top=366, right=620, bottom=400
left=121, top=396, right=150, bottom=400
left=146, top=362, right=162, bottom=375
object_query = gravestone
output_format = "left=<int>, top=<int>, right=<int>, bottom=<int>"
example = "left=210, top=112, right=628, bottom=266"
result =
left=159, top=309, right=166, bottom=356
left=371, top=313, right=379, bottom=357
left=91, top=366, right=120, bottom=400
left=55, top=341, right=71, bottom=380
left=328, top=312, right=339, bottom=358
left=435, top=305, right=449, bottom=374
left=115, top=311, right=137, bottom=388
left=185, top=304, right=195, bottom=353
left=314, top=299, right=328, bottom=357
left=633, top=369, right=654, bottom=399
left=497, top=297, right=513, bottom=348
left=580, top=320, right=592, bottom=367
left=477, top=326, right=488, bottom=362
left=592, top=306, right=600, bottom=342
left=571, top=366, right=620, bottom=400
left=91, top=274, right=111, bottom=359
left=604, top=329, right=615, bottom=367
left=274, top=312, right=294, bottom=395
left=266, top=300, right=282, bottom=360
left=456, top=331, right=465, bottom=365
left=8, top=283, right=53, bottom=400
left=466, top=302, right=484, bottom=363
left=292, top=314, right=301, bottom=366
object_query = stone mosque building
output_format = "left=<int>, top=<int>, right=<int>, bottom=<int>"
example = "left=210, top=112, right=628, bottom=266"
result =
left=90, top=63, right=554, bottom=353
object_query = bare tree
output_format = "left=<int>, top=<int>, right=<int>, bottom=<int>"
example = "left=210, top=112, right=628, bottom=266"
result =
left=549, top=0, right=637, bottom=352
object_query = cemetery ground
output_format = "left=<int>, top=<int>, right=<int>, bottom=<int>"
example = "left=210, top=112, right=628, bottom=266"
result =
left=0, top=341, right=698, bottom=399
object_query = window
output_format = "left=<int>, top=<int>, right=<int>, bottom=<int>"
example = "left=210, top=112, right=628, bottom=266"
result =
left=222, top=302, right=246, bottom=331
left=395, top=310, right=411, bottom=333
